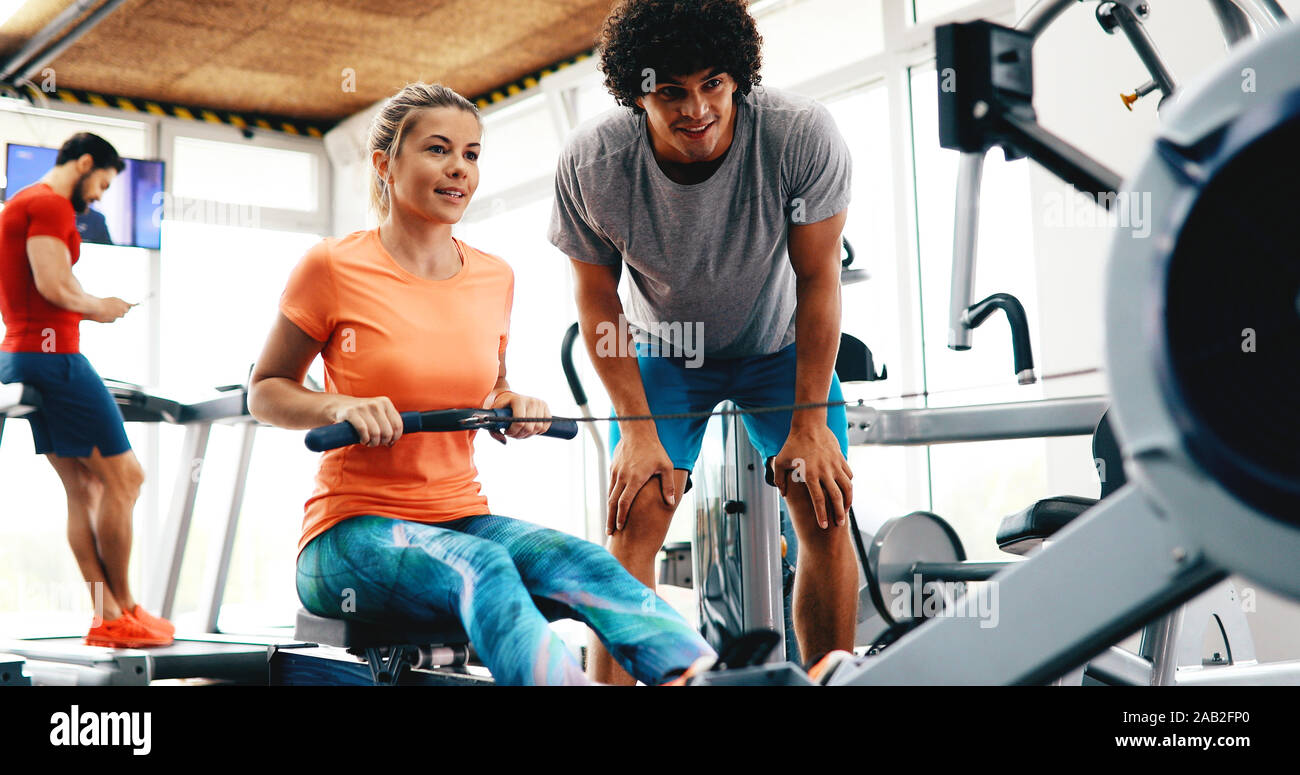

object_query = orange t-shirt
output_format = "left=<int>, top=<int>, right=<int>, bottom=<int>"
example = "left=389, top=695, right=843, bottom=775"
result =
left=279, top=229, right=512, bottom=553
left=0, top=183, right=83, bottom=353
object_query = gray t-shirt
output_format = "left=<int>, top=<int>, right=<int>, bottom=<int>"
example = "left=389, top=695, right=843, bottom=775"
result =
left=548, top=86, right=852, bottom=358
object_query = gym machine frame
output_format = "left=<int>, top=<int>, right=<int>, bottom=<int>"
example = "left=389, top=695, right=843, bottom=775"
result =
left=825, top=5, right=1299, bottom=685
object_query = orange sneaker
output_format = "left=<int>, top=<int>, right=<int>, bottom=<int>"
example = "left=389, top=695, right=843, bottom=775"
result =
left=85, top=611, right=173, bottom=648
left=130, top=604, right=175, bottom=637
left=807, top=649, right=856, bottom=685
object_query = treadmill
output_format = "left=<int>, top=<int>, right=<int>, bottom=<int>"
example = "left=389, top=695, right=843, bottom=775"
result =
left=0, top=379, right=302, bottom=685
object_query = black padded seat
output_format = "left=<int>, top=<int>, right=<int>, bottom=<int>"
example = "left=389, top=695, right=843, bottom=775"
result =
left=996, top=495, right=1098, bottom=555
left=836, top=333, right=886, bottom=383
left=295, top=608, right=469, bottom=649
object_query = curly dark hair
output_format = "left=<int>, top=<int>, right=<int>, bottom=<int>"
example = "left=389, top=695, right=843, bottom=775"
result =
left=598, top=0, right=763, bottom=113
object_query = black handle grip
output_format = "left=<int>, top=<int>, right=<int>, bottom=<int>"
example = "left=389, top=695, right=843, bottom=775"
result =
left=305, top=407, right=578, bottom=451
left=964, top=292, right=1035, bottom=378
left=304, top=412, right=422, bottom=452
left=488, top=407, right=578, bottom=440
left=561, top=322, right=588, bottom=406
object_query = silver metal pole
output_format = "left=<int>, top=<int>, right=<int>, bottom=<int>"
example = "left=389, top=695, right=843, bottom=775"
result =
left=12, top=0, right=132, bottom=85
left=197, top=422, right=257, bottom=633
left=948, top=152, right=985, bottom=351
left=1016, top=0, right=1080, bottom=38
left=1209, top=0, right=1256, bottom=46
left=0, top=0, right=100, bottom=81
left=847, top=395, right=1109, bottom=446
left=578, top=403, right=609, bottom=546
left=1142, top=609, right=1180, bottom=685
left=1239, top=0, right=1289, bottom=29
left=1087, top=645, right=1154, bottom=685
left=728, top=411, right=785, bottom=662
left=1111, top=4, right=1179, bottom=101
left=145, top=423, right=211, bottom=619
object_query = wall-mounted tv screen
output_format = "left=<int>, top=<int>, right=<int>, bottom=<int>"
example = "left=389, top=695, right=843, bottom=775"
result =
left=2, top=143, right=165, bottom=250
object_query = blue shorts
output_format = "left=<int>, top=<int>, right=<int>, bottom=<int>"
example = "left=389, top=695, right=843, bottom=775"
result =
left=0, top=352, right=130, bottom=458
left=608, top=342, right=849, bottom=486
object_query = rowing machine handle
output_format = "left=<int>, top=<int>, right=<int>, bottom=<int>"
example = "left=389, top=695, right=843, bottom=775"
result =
left=485, top=408, right=579, bottom=441
left=306, top=408, right=577, bottom=452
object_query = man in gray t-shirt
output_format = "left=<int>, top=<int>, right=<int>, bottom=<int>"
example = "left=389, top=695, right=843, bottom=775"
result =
left=549, top=0, right=857, bottom=684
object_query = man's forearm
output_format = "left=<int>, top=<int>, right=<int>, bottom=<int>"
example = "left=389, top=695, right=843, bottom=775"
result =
left=792, top=273, right=842, bottom=430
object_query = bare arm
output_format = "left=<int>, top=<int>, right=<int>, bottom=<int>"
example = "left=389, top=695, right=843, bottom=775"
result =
left=786, top=210, right=848, bottom=431
left=770, top=209, right=854, bottom=529
left=570, top=257, right=678, bottom=528
left=248, top=312, right=402, bottom=446
left=27, top=237, right=123, bottom=321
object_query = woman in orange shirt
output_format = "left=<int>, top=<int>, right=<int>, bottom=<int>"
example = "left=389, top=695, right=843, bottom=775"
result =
left=248, top=83, right=715, bottom=685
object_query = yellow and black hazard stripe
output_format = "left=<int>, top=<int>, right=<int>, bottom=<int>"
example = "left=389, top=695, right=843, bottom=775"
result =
left=468, top=50, right=594, bottom=110
left=45, top=87, right=330, bottom=138
left=21, top=51, right=596, bottom=137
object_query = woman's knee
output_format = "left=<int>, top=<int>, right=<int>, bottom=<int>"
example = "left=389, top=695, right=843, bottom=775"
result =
left=561, top=537, right=625, bottom=578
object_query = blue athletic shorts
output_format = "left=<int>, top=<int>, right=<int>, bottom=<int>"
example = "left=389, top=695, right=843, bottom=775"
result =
left=0, top=351, right=131, bottom=458
left=608, top=341, right=849, bottom=487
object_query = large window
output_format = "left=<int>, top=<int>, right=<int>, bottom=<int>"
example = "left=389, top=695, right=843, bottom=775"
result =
left=172, top=137, right=318, bottom=212
left=474, top=94, right=563, bottom=203
left=157, top=221, right=320, bottom=391
left=572, top=78, right=619, bottom=127
left=911, top=0, right=981, bottom=23
left=757, top=0, right=886, bottom=88
left=910, top=64, right=1039, bottom=407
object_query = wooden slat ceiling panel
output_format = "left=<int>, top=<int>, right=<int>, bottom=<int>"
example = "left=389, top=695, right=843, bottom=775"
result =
left=0, top=0, right=618, bottom=122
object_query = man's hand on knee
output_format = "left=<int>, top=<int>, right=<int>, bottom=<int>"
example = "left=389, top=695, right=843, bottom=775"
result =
left=771, top=426, right=853, bottom=529
left=608, top=433, right=678, bottom=535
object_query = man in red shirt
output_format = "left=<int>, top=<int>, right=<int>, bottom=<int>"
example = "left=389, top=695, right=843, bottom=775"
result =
left=0, top=133, right=173, bottom=647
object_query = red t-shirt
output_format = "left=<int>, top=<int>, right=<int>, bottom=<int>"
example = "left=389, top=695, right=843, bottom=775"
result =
left=279, top=229, right=514, bottom=553
left=0, top=183, right=82, bottom=353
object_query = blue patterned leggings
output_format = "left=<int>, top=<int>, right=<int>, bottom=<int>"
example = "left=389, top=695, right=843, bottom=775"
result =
left=296, top=514, right=715, bottom=685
